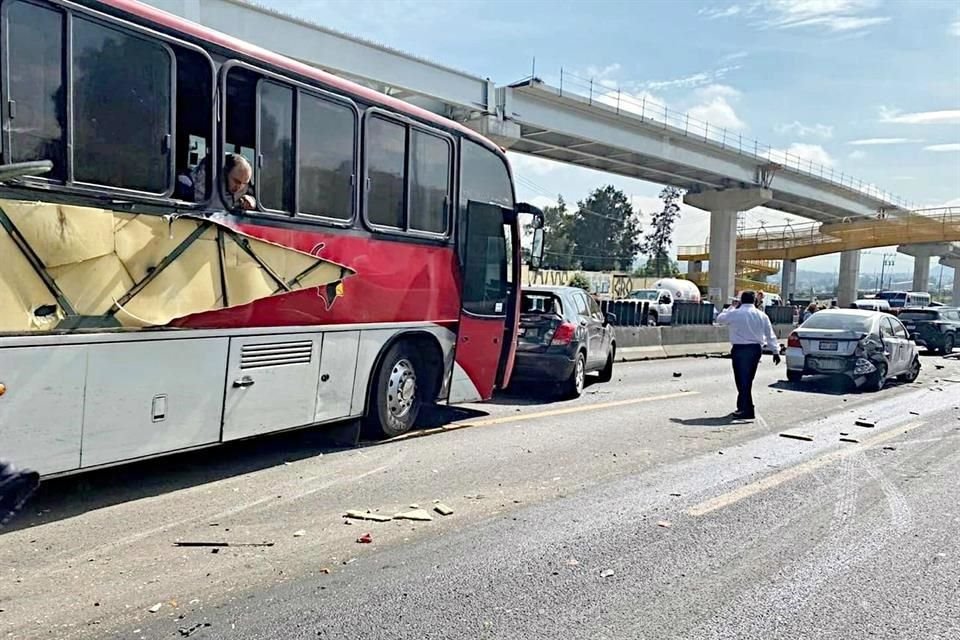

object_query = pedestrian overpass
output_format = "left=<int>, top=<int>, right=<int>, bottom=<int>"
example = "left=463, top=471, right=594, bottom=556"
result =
left=143, top=0, right=935, bottom=306
left=678, top=207, right=960, bottom=302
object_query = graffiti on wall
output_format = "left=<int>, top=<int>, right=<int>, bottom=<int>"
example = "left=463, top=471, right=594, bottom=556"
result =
left=521, top=267, right=646, bottom=299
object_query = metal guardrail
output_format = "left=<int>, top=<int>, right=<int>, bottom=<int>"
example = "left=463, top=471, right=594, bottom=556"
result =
left=600, top=300, right=651, bottom=326
left=765, top=306, right=796, bottom=325
left=538, top=70, right=913, bottom=210
left=672, top=302, right=714, bottom=326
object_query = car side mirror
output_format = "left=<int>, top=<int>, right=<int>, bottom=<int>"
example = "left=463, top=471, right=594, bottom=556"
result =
left=605, top=312, right=616, bottom=326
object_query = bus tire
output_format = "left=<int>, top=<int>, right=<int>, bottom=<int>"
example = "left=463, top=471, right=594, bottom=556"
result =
left=367, top=342, right=423, bottom=438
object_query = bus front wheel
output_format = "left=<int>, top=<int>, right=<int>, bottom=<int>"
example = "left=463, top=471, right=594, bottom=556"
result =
left=367, top=342, right=423, bottom=438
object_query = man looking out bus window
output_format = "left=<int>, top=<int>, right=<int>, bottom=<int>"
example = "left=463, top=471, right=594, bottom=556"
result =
left=223, top=153, right=257, bottom=211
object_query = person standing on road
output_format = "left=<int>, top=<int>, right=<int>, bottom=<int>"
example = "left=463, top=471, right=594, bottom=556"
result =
left=716, top=290, right=781, bottom=420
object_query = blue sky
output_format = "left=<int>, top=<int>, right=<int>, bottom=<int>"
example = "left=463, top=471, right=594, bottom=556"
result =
left=261, top=0, right=960, bottom=276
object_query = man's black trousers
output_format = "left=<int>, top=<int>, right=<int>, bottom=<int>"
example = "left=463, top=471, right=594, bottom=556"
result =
left=731, top=344, right=762, bottom=416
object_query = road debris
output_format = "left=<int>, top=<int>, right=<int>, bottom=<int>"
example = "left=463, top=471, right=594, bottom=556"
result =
left=394, top=509, right=433, bottom=521
left=854, top=420, right=876, bottom=428
left=178, top=623, right=212, bottom=637
left=599, top=569, right=615, bottom=578
left=356, top=533, right=373, bottom=544
left=408, top=503, right=420, bottom=509
left=779, top=432, right=814, bottom=442
left=344, top=510, right=392, bottom=522
left=839, top=437, right=860, bottom=443
left=320, top=568, right=331, bottom=574
left=567, top=558, right=580, bottom=566
left=433, top=503, right=454, bottom=516
left=173, top=541, right=274, bottom=548
left=909, top=411, right=920, bottom=415
left=672, top=372, right=682, bottom=378
left=293, top=530, right=306, bottom=537
left=148, top=603, right=162, bottom=613
left=883, top=446, right=897, bottom=451
left=669, top=492, right=682, bottom=497
left=657, top=520, right=672, bottom=528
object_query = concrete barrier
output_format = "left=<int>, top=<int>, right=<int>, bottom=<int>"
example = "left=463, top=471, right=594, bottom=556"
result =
left=614, top=324, right=793, bottom=362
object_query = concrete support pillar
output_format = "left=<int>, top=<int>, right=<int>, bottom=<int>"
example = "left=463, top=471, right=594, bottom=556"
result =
left=683, top=187, right=773, bottom=307
left=780, top=259, right=797, bottom=303
left=837, top=250, right=861, bottom=307
left=912, top=253, right=931, bottom=292
left=942, top=259, right=960, bottom=305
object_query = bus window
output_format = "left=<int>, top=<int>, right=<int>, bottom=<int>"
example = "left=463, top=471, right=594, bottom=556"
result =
left=365, top=115, right=406, bottom=229
left=225, top=67, right=258, bottom=171
left=73, top=16, right=172, bottom=193
left=173, top=48, right=213, bottom=202
left=298, top=93, right=355, bottom=220
left=257, top=80, right=294, bottom=213
left=5, top=0, right=67, bottom=181
left=409, top=130, right=451, bottom=234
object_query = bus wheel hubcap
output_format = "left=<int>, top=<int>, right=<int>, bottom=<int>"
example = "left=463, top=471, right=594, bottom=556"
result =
left=388, top=359, right=417, bottom=418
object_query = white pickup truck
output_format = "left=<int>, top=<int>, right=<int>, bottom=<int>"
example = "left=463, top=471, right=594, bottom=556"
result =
left=628, top=278, right=702, bottom=325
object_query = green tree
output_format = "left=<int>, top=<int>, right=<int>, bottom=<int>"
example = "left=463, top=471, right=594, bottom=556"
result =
left=641, top=186, right=683, bottom=277
left=567, top=272, right=592, bottom=291
left=571, top=185, right=641, bottom=272
left=541, top=195, right=578, bottom=270
left=637, top=259, right=680, bottom=277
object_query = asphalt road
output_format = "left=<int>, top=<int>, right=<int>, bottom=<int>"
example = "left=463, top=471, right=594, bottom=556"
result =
left=2, top=352, right=959, bottom=639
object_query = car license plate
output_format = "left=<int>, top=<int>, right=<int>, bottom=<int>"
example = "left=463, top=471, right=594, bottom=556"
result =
left=819, top=340, right=838, bottom=351
left=811, top=358, right=844, bottom=371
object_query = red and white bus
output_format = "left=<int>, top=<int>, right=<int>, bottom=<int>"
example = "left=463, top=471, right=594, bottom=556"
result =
left=0, top=0, right=544, bottom=476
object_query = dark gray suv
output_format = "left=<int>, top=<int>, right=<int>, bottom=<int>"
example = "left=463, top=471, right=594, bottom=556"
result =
left=512, top=286, right=616, bottom=398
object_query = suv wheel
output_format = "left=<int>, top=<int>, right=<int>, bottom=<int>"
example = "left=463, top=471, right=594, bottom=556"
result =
left=562, top=352, right=586, bottom=399
left=941, top=333, right=955, bottom=355
left=598, top=345, right=615, bottom=382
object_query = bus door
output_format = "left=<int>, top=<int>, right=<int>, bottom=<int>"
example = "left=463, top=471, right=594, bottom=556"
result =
left=451, top=201, right=513, bottom=402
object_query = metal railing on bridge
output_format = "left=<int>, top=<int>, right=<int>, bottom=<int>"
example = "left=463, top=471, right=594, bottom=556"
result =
left=533, top=69, right=915, bottom=210
left=678, top=207, right=960, bottom=262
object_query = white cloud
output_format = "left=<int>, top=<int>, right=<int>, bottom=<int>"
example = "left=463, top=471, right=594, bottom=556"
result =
left=583, top=63, right=621, bottom=81
left=768, top=143, right=835, bottom=168
left=699, top=5, right=742, bottom=19
left=527, top=195, right=561, bottom=210
left=645, top=72, right=713, bottom=91
left=695, top=84, right=741, bottom=101
left=924, top=143, right=960, bottom=152
left=848, top=150, right=867, bottom=160
left=688, top=85, right=746, bottom=131
left=879, top=107, right=960, bottom=125
left=757, top=0, right=890, bottom=32
left=775, top=121, right=834, bottom=138
left=720, top=51, right=749, bottom=63
left=848, top=137, right=922, bottom=145
left=508, top=153, right=563, bottom=177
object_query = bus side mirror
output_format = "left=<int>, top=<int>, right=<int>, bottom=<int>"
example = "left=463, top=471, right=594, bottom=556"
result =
left=529, top=227, right=545, bottom=269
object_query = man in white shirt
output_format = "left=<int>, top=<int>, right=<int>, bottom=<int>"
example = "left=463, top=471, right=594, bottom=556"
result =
left=716, top=290, right=781, bottom=420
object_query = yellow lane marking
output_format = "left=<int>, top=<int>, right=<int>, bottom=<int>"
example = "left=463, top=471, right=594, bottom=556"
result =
left=382, top=391, right=700, bottom=443
left=687, top=420, right=926, bottom=517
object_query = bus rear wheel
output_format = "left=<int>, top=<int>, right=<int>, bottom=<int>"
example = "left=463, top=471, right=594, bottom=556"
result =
left=367, top=342, right=423, bottom=438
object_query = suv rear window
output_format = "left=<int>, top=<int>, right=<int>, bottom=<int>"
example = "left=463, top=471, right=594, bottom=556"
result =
left=898, top=310, right=939, bottom=321
left=521, top=293, right=562, bottom=315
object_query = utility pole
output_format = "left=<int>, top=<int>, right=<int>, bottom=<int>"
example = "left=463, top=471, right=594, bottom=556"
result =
left=878, top=253, right=896, bottom=293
